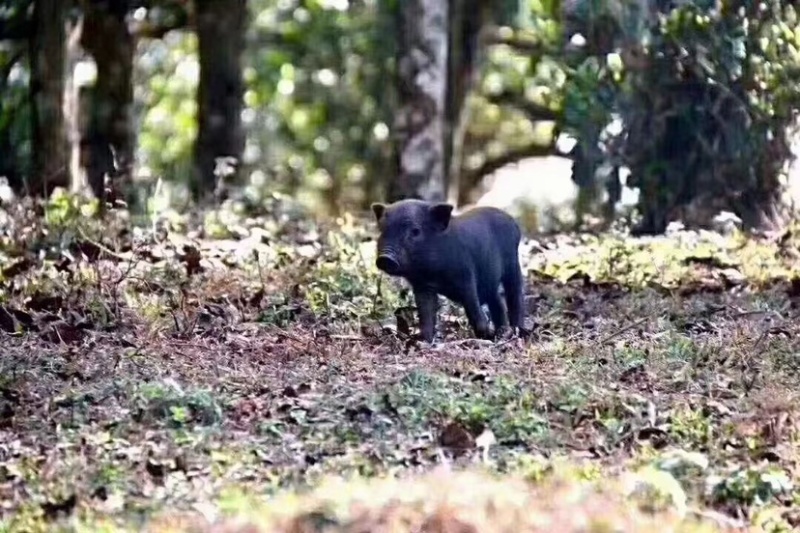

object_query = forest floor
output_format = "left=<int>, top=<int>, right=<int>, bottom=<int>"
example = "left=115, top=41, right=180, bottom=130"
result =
left=1, top=195, right=800, bottom=532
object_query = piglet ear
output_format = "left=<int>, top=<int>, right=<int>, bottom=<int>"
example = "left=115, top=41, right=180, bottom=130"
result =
left=371, top=203, right=387, bottom=222
left=429, top=203, right=454, bottom=231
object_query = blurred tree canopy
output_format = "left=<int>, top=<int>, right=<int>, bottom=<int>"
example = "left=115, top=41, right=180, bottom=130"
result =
left=2, top=0, right=800, bottom=233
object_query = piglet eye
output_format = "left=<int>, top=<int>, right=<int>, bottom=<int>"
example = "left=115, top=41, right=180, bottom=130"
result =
left=410, top=227, right=421, bottom=238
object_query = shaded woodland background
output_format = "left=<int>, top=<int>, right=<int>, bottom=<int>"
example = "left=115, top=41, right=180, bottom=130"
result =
left=6, top=2, right=800, bottom=531
left=3, top=0, right=800, bottom=233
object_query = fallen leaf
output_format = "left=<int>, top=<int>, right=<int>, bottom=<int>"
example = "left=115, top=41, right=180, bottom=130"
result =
left=1, top=257, right=33, bottom=278
left=438, top=421, right=475, bottom=451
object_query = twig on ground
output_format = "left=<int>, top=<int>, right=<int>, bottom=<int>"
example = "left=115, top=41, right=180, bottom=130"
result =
left=597, top=312, right=657, bottom=346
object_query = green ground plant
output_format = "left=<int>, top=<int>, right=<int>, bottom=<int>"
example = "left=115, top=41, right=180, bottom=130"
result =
left=1, top=195, right=799, bottom=531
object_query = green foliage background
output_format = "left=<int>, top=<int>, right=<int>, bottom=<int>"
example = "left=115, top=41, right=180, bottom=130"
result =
left=4, top=0, right=800, bottom=227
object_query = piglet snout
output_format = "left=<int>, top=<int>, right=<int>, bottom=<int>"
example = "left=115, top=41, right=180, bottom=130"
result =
left=376, top=255, right=401, bottom=275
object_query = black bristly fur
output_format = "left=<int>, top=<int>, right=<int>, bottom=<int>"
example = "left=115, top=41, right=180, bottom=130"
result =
left=372, top=199, right=525, bottom=343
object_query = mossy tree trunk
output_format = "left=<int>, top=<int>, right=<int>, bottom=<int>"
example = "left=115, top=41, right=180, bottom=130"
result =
left=29, top=0, right=68, bottom=196
left=389, top=0, right=449, bottom=202
left=80, top=0, right=135, bottom=212
left=192, top=0, right=247, bottom=201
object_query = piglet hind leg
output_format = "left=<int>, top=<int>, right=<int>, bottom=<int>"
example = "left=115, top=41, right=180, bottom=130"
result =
left=459, top=283, right=492, bottom=340
left=502, top=262, right=526, bottom=335
left=413, top=287, right=439, bottom=343
left=486, top=289, right=509, bottom=338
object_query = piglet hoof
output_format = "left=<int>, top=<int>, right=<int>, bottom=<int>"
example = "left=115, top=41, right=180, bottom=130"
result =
left=474, top=326, right=493, bottom=341
left=415, top=333, right=439, bottom=348
left=495, top=326, right=516, bottom=341
left=516, top=324, right=536, bottom=340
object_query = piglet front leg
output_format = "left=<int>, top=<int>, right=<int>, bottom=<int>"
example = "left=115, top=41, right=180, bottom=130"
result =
left=413, top=287, right=439, bottom=343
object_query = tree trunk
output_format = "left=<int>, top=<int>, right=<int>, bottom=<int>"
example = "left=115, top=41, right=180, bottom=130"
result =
left=444, top=0, right=467, bottom=206
left=390, top=0, right=449, bottom=203
left=81, top=0, right=135, bottom=213
left=446, top=0, right=488, bottom=207
left=0, top=46, right=27, bottom=192
left=29, top=0, right=68, bottom=196
left=65, top=15, right=87, bottom=196
left=193, top=0, right=247, bottom=201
